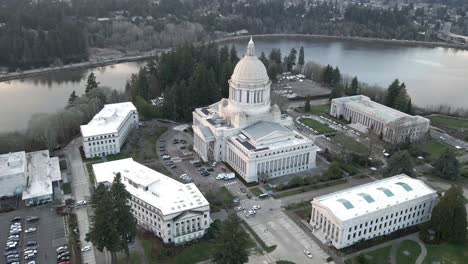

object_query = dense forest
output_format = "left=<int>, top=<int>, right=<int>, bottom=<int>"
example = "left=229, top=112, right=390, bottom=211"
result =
left=0, top=0, right=453, bottom=70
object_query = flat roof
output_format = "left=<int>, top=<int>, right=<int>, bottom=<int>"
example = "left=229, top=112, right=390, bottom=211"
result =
left=80, top=102, right=136, bottom=137
left=0, top=151, right=26, bottom=178
left=242, top=121, right=291, bottom=141
left=314, top=174, right=437, bottom=222
left=22, top=150, right=61, bottom=200
left=333, top=95, right=408, bottom=123
left=93, top=158, right=209, bottom=216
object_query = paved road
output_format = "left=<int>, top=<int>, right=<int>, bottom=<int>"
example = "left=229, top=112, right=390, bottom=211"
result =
left=430, top=128, right=468, bottom=150
left=65, top=138, right=97, bottom=264
left=238, top=197, right=330, bottom=264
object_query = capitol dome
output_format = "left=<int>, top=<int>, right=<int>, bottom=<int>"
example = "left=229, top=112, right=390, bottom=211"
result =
left=230, top=38, right=269, bottom=87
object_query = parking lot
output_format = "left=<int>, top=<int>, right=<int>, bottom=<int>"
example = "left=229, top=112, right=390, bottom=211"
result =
left=157, top=126, right=240, bottom=193
left=0, top=205, right=67, bottom=264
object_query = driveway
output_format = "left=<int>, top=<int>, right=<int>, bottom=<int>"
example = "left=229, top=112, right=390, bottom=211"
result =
left=65, top=138, right=97, bottom=264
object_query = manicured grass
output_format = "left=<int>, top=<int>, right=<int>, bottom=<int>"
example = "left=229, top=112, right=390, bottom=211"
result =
left=250, top=187, right=263, bottom=196
left=272, top=179, right=347, bottom=199
left=304, top=104, right=330, bottom=115
left=429, top=115, right=468, bottom=129
left=302, top=118, right=335, bottom=134
left=396, top=240, right=421, bottom=264
left=423, top=242, right=468, bottom=264
left=117, top=252, right=141, bottom=264
left=62, top=182, right=72, bottom=195
left=346, top=245, right=392, bottom=264
left=172, top=241, right=216, bottom=264
left=418, top=140, right=450, bottom=160
left=332, top=134, right=368, bottom=155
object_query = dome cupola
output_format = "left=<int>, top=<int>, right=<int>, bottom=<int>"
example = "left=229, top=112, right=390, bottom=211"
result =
left=230, top=37, right=269, bottom=87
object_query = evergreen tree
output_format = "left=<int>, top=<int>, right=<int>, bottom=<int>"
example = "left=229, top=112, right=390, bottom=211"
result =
left=323, top=161, right=343, bottom=180
left=322, top=65, right=334, bottom=85
left=268, top=49, right=282, bottom=64
left=212, top=214, right=250, bottom=264
left=304, top=97, right=311, bottom=112
left=406, top=98, right=413, bottom=114
left=86, top=183, right=121, bottom=263
left=267, top=63, right=281, bottom=81
left=350, top=76, right=359, bottom=95
left=259, top=52, right=268, bottom=67
left=230, top=45, right=239, bottom=64
left=67, top=90, right=78, bottom=106
left=384, top=151, right=415, bottom=177
left=433, top=149, right=460, bottom=180
left=427, top=185, right=467, bottom=243
left=329, top=86, right=344, bottom=101
left=298, top=46, right=305, bottom=67
left=393, top=83, right=409, bottom=112
left=331, top=67, right=341, bottom=85
left=384, top=79, right=401, bottom=107
left=85, top=72, right=99, bottom=94
left=219, top=45, right=230, bottom=63
left=286, top=48, right=297, bottom=71
left=111, top=173, right=137, bottom=260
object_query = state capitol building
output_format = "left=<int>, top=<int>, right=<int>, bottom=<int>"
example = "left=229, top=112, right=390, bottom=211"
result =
left=192, top=38, right=318, bottom=183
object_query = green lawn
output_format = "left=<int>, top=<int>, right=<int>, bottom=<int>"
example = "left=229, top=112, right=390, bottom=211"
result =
left=172, top=241, right=216, bottom=264
left=423, top=242, right=468, bottom=264
left=117, top=252, right=141, bottom=264
left=418, top=140, right=451, bottom=160
left=346, top=245, right=392, bottom=264
left=302, top=118, right=335, bottom=134
left=272, top=179, right=347, bottom=199
left=304, top=104, right=330, bottom=115
left=396, top=240, right=421, bottom=264
left=250, top=187, right=263, bottom=196
left=106, top=152, right=130, bottom=161
left=220, top=186, right=234, bottom=206
left=332, top=134, right=369, bottom=155
left=429, top=115, right=468, bottom=129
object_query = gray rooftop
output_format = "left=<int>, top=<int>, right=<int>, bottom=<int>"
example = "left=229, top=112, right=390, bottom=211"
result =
left=242, top=121, right=291, bottom=141
left=22, top=150, right=61, bottom=200
left=0, top=151, right=26, bottom=178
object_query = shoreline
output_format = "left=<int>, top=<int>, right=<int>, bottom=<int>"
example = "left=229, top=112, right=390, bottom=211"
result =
left=214, top=33, right=468, bottom=50
left=1, top=33, right=466, bottom=82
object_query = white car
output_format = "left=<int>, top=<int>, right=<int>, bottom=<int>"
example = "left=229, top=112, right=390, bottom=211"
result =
left=252, top=205, right=261, bottom=210
left=56, top=246, right=68, bottom=253
left=247, top=209, right=256, bottom=215
left=179, top=173, right=187, bottom=178
left=455, top=145, right=462, bottom=150
left=370, top=167, right=377, bottom=171
left=304, top=249, right=313, bottom=258
left=76, top=200, right=87, bottom=206
left=25, top=228, right=36, bottom=233
left=81, top=245, right=92, bottom=252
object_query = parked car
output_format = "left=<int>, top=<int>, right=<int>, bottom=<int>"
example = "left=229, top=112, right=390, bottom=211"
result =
left=81, top=245, right=92, bottom=252
left=25, top=227, right=37, bottom=233
left=56, top=246, right=68, bottom=253
left=303, top=249, right=313, bottom=258
left=25, top=241, right=37, bottom=247
left=76, top=200, right=87, bottom=206
left=11, top=217, right=21, bottom=222
left=26, top=216, right=39, bottom=222
left=235, top=206, right=245, bottom=212
left=252, top=205, right=261, bottom=210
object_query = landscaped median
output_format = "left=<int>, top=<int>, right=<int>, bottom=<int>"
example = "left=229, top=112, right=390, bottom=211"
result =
left=272, top=178, right=347, bottom=199
left=301, top=118, right=335, bottom=134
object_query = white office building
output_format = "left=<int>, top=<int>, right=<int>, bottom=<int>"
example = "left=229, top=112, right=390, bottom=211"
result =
left=330, top=95, right=429, bottom=144
left=192, top=38, right=318, bottom=183
left=0, top=150, right=61, bottom=206
left=310, top=174, right=437, bottom=249
left=81, top=102, right=139, bottom=158
left=93, top=158, right=211, bottom=245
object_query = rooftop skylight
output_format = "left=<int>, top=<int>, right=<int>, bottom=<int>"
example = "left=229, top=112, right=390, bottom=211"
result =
left=358, top=193, right=375, bottom=203
left=337, top=199, right=354, bottom=209
left=377, top=187, right=394, bottom=197
left=395, top=182, right=413, bottom=192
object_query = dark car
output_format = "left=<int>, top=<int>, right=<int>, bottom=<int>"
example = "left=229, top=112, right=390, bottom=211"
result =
left=10, top=217, right=21, bottom=222
left=25, top=241, right=37, bottom=247
left=240, top=188, right=246, bottom=193
left=6, top=257, right=19, bottom=264
left=207, top=167, right=214, bottom=171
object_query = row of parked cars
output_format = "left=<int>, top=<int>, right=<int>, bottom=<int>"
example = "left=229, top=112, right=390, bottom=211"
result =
left=5, top=216, right=40, bottom=264
left=236, top=205, right=261, bottom=217
left=56, top=245, right=71, bottom=264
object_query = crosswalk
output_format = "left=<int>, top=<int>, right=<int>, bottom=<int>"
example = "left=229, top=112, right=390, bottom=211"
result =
left=224, top=180, right=237, bottom=186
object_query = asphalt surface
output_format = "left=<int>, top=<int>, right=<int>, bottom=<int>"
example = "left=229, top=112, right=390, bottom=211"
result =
left=65, top=138, right=97, bottom=264
left=0, top=205, right=66, bottom=264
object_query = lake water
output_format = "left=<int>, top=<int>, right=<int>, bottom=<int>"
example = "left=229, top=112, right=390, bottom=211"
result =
left=1, top=37, right=468, bottom=132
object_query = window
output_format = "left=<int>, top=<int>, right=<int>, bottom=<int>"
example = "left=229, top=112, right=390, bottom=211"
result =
left=358, top=193, right=375, bottom=203
left=337, top=199, right=354, bottom=209
left=395, top=182, right=413, bottom=191
left=377, top=187, right=394, bottom=197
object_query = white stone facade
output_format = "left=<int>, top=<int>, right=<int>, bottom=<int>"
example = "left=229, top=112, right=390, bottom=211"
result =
left=310, top=174, right=437, bottom=249
left=330, top=95, right=429, bottom=144
left=93, top=158, right=211, bottom=245
left=192, top=39, right=318, bottom=183
left=81, top=102, right=139, bottom=158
